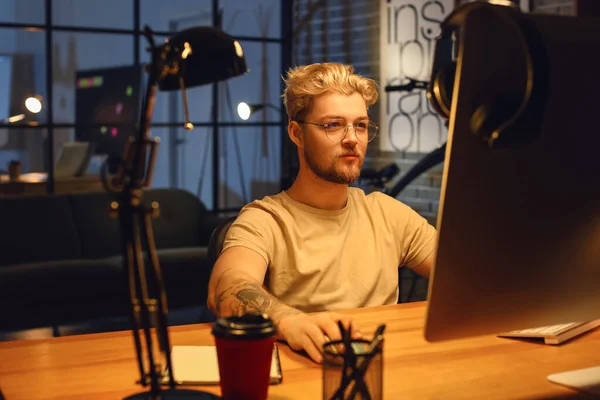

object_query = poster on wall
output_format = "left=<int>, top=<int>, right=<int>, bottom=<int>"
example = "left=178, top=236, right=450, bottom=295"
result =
left=379, top=0, right=529, bottom=154
left=379, top=0, right=453, bottom=154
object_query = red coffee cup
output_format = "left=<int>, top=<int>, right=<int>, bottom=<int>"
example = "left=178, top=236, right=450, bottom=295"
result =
left=212, top=314, right=277, bottom=400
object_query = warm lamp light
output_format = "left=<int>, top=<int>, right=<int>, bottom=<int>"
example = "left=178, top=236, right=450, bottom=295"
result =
left=25, top=96, right=42, bottom=114
left=3, top=114, right=24, bottom=123
left=237, top=102, right=251, bottom=120
left=1, top=95, right=43, bottom=124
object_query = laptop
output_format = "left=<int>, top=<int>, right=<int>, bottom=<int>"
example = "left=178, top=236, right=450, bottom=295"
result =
left=54, top=141, right=95, bottom=179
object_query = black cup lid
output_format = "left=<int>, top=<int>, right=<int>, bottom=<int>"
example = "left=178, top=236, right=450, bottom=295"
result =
left=212, top=314, right=277, bottom=340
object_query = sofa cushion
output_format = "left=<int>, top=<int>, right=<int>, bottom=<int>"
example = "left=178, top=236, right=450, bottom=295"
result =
left=0, top=257, right=126, bottom=330
left=67, top=191, right=122, bottom=259
left=68, top=188, right=218, bottom=259
left=0, top=246, right=213, bottom=331
left=0, top=188, right=220, bottom=331
left=0, top=195, right=81, bottom=267
left=145, top=189, right=214, bottom=249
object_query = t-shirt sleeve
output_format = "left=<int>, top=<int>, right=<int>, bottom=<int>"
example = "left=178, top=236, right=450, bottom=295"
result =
left=375, top=192, right=438, bottom=269
left=221, top=205, right=274, bottom=265
left=400, top=206, right=438, bottom=269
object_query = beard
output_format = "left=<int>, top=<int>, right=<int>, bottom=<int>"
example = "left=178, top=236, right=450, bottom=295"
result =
left=304, top=145, right=363, bottom=184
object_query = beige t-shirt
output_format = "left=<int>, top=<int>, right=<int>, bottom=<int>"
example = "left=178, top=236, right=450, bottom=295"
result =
left=222, top=187, right=437, bottom=312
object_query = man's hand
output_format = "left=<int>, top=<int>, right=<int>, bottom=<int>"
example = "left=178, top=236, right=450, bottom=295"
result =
left=208, top=248, right=363, bottom=364
left=277, top=312, right=362, bottom=363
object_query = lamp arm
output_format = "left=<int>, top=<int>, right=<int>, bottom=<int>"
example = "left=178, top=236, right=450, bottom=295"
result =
left=102, top=25, right=177, bottom=398
left=179, top=74, right=194, bottom=131
left=96, top=22, right=247, bottom=399
left=1, top=114, right=25, bottom=123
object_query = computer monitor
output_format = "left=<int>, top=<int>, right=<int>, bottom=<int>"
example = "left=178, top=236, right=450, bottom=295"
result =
left=75, top=65, right=143, bottom=162
left=423, top=4, right=600, bottom=393
left=423, top=2, right=600, bottom=348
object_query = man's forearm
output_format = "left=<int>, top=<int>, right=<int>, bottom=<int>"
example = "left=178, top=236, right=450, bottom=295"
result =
left=210, top=275, right=301, bottom=326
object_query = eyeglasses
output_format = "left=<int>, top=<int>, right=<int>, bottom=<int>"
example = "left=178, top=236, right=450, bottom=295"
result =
left=296, top=118, right=379, bottom=143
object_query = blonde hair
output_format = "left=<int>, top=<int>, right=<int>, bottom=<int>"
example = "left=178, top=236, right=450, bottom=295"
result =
left=282, top=63, right=379, bottom=121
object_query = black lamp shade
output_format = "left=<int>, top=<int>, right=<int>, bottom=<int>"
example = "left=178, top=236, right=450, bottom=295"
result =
left=157, top=26, right=248, bottom=91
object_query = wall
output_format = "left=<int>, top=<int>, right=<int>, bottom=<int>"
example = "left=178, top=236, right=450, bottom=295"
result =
left=0, top=0, right=16, bottom=54
left=292, top=0, right=577, bottom=228
left=379, top=0, right=453, bottom=155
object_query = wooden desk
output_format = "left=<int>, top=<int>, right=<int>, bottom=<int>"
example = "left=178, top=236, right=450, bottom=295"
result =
left=0, top=302, right=598, bottom=399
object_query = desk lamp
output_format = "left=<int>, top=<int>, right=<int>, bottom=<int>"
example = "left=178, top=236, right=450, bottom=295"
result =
left=236, top=101, right=283, bottom=120
left=0, top=95, right=43, bottom=124
left=103, top=25, right=247, bottom=400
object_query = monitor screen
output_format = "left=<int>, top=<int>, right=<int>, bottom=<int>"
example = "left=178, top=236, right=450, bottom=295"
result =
left=424, top=6, right=600, bottom=342
left=75, top=65, right=142, bottom=159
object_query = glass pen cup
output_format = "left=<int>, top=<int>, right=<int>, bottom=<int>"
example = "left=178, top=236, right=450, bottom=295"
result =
left=322, top=338, right=384, bottom=400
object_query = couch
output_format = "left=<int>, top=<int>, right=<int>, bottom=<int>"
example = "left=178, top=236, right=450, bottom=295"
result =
left=0, top=188, right=225, bottom=332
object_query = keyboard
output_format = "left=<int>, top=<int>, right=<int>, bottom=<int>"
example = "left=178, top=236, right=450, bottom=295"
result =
left=498, top=320, right=600, bottom=345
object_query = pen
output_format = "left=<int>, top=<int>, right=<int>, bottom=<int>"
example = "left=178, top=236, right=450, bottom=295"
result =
left=347, top=324, right=386, bottom=399
left=329, top=323, right=385, bottom=399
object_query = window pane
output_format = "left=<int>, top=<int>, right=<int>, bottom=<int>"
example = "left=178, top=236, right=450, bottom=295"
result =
left=0, top=0, right=45, bottom=25
left=0, top=126, right=48, bottom=186
left=52, top=32, right=136, bottom=165
left=141, top=0, right=212, bottom=33
left=148, top=126, right=215, bottom=210
left=52, top=0, right=134, bottom=30
left=0, top=29, right=49, bottom=188
left=219, top=41, right=283, bottom=123
left=146, top=126, right=281, bottom=211
left=219, top=125, right=281, bottom=207
left=0, top=29, right=46, bottom=125
left=0, top=126, right=110, bottom=195
left=0, top=29, right=17, bottom=56
left=53, top=31, right=135, bottom=125
left=221, top=0, right=281, bottom=39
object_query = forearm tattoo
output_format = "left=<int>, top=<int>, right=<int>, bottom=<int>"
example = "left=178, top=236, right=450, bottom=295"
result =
left=213, top=277, right=301, bottom=323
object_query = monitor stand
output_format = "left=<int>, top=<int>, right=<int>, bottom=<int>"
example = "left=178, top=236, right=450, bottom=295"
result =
left=547, top=366, right=600, bottom=397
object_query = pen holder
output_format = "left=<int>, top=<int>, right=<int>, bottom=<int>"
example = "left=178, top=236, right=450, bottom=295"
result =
left=322, top=339, right=384, bottom=400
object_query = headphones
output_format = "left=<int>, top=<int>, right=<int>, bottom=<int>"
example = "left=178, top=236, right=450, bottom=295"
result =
left=426, top=1, right=548, bottom=149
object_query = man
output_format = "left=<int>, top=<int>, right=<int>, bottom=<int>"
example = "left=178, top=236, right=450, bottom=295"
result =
left=207, top=63, right=437, bottom=363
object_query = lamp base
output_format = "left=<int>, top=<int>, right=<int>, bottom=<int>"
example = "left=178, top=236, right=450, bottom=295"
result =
left=123, top=388, right=221, bottom=399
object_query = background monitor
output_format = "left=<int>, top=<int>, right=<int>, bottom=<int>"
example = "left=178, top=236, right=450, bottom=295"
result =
left=424, top=6, right=600, bottom=341
left=75, top=65, right=142, bottom=165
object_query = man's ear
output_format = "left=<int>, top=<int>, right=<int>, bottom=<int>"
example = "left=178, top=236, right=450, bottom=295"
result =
left=288, top=121, right=304, bottom=148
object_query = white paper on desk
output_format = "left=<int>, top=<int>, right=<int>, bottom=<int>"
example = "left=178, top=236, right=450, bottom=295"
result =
left=161, top=345, right=282, bottom=385
left=547, top=366, right=600, bottom=397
